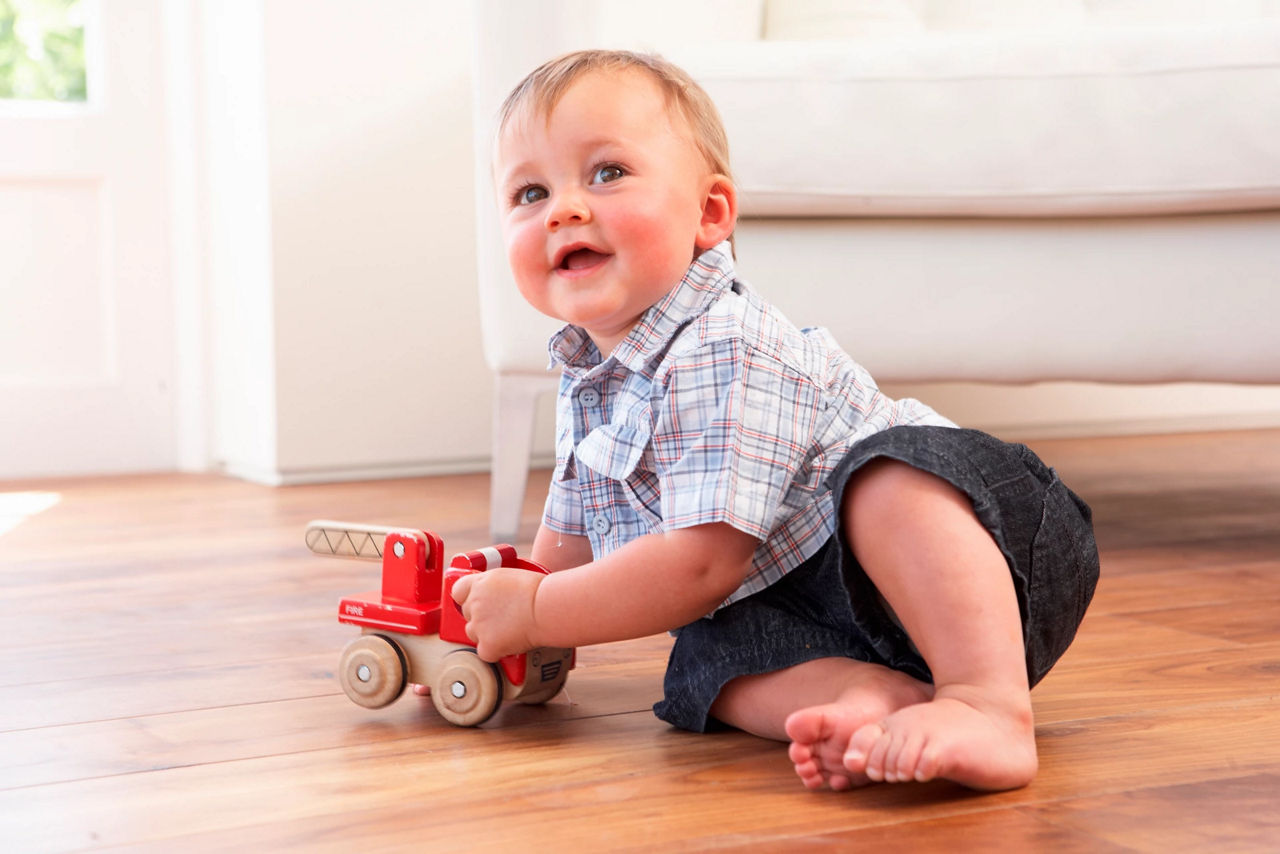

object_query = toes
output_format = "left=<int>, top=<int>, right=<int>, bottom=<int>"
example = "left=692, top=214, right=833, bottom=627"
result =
left=792, top=756, right=829, bottom=790
left=795, top=769, right=821, bottom=789
left=827, top=772, right=854, bottom=791
left=798, top=769, right=826, bottom=790
left=787, top=705, right=850, bottom=792
left=788, top=740, right=815, bottom=765
left=913, top=741, right=943, bottom=782
left=881, top=730, right=907, bottom=782
left=783, top=707, right=830, bottom=745
left=864, top=730, right=895, bottom=782
left=886, top=731, right=925, bottom=783
left=793, top=757, right=819, bottom=779
left=843, top=722, right=886, bottom=775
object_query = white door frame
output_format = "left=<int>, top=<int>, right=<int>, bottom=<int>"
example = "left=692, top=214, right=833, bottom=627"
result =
left=0, top=0, right=213, bottom=479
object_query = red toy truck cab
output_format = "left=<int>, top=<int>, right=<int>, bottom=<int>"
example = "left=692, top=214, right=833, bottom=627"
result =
left=306, top=521, right=573, bottom=726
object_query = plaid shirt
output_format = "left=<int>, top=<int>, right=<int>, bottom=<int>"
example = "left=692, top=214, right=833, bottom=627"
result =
left=543, top=242, right=954, bottom=609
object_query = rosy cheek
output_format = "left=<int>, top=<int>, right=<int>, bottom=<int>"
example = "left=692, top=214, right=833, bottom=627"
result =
left=614, top=201, right=680, bottom=251
left=505, top=223, right=539, bottom=270
left=505, top=224, right=549, bottom=305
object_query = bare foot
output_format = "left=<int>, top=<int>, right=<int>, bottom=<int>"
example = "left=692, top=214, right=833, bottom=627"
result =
left=784, top=669, right=932, bottom=791
left=842, top=686, right=1037, bottom=791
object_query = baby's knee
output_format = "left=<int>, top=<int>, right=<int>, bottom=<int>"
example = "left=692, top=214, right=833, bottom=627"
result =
left=841, top=459, right=968, bottom=531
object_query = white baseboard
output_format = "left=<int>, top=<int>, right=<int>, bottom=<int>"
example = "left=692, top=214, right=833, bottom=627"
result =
left=977, top=410, right=1280, bottom=441
left=882, top=380, right=1280, bottom=442
left=223, top=452, right=560, bottom=486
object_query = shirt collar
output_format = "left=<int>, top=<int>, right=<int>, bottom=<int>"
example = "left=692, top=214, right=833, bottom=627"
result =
left=547, top=241, right=737, bottom=373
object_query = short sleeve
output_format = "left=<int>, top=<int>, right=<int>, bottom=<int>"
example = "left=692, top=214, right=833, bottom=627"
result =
left=542, top=389, right=588, bottom=536
left=651, top=339, right=818, bottom=539
left=542, top=465, right=587, bottom=536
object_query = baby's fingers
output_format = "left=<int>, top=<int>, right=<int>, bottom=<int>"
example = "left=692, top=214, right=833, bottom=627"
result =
left=451, top=573, right=475, bottom=604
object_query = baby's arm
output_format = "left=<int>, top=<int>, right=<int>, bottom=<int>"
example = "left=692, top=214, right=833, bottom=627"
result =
left=528, top=523, right=594, bottom=572
left=452, top=523, right=757, bottom=660
left=536, top=522, right=756, bottom=646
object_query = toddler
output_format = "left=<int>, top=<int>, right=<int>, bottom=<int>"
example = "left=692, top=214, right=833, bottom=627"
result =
left=452, top=49, right=1099, bottom=791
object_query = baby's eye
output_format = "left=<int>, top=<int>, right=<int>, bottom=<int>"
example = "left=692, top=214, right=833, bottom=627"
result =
left=592, top=164, right=625, bottom=185
left=514, top=185, right=548, bottom=206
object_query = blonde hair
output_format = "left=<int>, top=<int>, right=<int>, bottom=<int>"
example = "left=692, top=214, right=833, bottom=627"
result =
left=498, top=49, right=734, bottom=191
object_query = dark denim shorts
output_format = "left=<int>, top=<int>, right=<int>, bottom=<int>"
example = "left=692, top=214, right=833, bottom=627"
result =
left=653, top=425, right=1100, bottom=733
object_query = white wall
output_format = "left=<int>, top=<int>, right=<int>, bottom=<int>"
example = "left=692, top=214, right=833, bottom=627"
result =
left=201, top=0, right=279, bottom=481
left=264, top=0, right=484, bottom=478
left=193, top=0, right=1280, bottom=486
left=199, top=0, right=491, bottom=483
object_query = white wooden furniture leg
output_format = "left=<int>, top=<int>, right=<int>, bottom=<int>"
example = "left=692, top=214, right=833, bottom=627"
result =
left=490, top=373, right=557, bottom=541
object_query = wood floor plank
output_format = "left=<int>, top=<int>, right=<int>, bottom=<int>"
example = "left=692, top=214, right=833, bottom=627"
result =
left=0, top=653, right=337, bottom=731
left=1087, top=563, right=1280, bottom=615
left=0, top=612, right=345, bottom=687
left=707, top=809, right=1131, bottom=853
left=1028, top=699, right=1280, bottom=791
left=0, top=713, right=777, bottom=851
left=1, top=429, right=1277, bottom=851
left=8, top=699, right=1272, bottom=852
left=0, top=642, right=669, bottom=789
left=1123, top=597, right=1280, bottom=645
left=1024, top=773, right=1280, bottom=853
left=1031, top=642, right=1280, bottom=723
left=1055, top=611, right=1247, bottom=667
left=0, top=635, right=669, bottom=734
left=1092, top=544, right=1280, bottom=578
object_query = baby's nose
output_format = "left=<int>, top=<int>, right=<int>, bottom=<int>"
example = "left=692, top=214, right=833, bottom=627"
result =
left=545, top=192, right=590, bottom=230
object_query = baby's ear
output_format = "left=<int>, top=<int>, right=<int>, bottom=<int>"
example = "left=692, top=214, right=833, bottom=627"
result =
left=696, top=175, right=738, bottom=250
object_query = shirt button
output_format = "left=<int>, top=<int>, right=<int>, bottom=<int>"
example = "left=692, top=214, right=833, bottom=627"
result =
left=591, top=514, right=612, bottom=535
left=577, top=387, right=601, bottom=408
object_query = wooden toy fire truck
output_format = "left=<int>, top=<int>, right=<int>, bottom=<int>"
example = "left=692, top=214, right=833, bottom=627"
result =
left=306, top=521, right=574, bottom=726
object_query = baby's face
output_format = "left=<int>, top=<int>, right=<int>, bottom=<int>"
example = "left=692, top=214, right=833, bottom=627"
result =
left=495, top=69, right=721, bottom=355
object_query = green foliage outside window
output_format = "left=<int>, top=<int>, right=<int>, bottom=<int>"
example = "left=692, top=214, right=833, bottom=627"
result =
left=0, top=0, right=86, bottom=102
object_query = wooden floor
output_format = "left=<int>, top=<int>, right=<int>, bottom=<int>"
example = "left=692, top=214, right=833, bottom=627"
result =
left=1, top=429, right=1278, bottom=852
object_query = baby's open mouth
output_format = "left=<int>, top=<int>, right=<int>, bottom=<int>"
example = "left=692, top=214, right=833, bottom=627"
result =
left=560, top=248, right=610, bottom=271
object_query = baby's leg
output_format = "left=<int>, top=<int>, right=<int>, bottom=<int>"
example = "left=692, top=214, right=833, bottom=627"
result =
left=830, top=458, right=1038, bottom=791
left=710, top=657, right=932, bottom=790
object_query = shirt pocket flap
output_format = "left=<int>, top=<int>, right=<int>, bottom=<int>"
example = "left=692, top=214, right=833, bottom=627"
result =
left=575, top=421, right=650, bottom=481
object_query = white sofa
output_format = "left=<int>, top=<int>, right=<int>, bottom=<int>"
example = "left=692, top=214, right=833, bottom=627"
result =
left=471, top=0, right=1280, bottom=540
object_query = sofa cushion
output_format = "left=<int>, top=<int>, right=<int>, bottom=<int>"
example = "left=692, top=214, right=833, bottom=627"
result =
left=666, top=20, right=1280, bottom=217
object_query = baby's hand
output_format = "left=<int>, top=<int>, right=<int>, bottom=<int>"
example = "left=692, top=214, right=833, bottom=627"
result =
left=450, top=567, right=544, bottom=662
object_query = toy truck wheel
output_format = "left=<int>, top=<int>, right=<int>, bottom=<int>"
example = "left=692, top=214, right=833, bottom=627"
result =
left=432, top=650, right=503, bottom=726
left=338, top=635, right=407, bottom=709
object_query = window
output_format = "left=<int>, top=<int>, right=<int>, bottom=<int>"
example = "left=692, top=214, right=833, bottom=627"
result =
left=0, top=0, right=87, bottom=102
